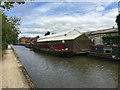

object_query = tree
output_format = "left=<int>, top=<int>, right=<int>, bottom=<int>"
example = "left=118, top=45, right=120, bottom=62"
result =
left=0, top=0, right=35, bottom=10
left=0, top=2, right=24, bottom=10
left=25, top=40, right=29, bottom=44
left=0, top=1, right=25, bottom=50
left=2, top=13, right=21, bottom=50
left=116, top=14, right=120, bottom=34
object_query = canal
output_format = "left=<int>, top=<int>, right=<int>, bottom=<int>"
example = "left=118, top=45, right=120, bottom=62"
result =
left=12, top=45, right=118, bottom=88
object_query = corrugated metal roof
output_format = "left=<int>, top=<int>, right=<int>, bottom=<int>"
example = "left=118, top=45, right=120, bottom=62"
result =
left=86, top=28, right=118, bottom=35
left=37, top=30, right=81, bottom=42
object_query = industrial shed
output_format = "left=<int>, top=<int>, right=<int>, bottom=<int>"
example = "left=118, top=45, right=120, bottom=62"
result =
left=36, top=30, right=91, bottom=54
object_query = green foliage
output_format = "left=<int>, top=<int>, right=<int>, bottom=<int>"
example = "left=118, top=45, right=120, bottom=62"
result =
left=0, top=1, right=25, bottom=50
left=0, top=2, right=25, bottom=11
left=2, top=13, right=21, bottom=50
left=25, top=40, right=29, bottom=44
left=116, top=14, right=120, bottom=34
left=102, top=34, right=120, bottom=45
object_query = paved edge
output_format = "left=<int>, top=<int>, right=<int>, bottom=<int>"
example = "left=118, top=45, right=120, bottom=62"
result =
left=11, top=46, right=37, bottom=89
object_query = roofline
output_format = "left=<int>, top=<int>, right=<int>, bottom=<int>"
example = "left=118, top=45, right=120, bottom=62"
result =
left=85, top=28, right=118, bottom=35
left=37, top=33, right=81, bottom=43
left=37, top=38, right=75, bottom=43
left=87, top=31, right=118, bottom=35
left=37, top=29, right=81, bottom=40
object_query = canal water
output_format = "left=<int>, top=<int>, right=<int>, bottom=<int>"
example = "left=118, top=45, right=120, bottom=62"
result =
left=12, top=45, right=118, bottom=88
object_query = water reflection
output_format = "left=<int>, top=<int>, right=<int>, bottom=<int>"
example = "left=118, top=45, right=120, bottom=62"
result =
left=12, top=45, right=118, bottom=88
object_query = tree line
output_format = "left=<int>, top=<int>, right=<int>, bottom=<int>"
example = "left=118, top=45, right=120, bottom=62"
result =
left=2, top=13, right=21, bottom=50
left=116, top=14, right=120, bottom=35
left=1, top=2, right=24, bottom=50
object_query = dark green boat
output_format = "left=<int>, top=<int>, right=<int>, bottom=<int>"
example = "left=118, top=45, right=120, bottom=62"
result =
left=88, top=45, right=120, bottom=60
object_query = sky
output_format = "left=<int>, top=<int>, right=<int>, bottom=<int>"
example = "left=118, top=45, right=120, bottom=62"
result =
left=4, top=1, right=119, bottom=38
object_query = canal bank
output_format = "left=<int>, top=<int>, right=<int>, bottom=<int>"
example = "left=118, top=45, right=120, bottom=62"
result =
left=12, top=45, right=118, bottom=88
left=2, top=45, right=36, bottom=88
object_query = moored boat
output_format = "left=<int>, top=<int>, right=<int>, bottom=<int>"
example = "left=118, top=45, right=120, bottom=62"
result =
left=33, top=30, right=91, bottom=57
left=25, top=42, right=35, bottom=48
left=25, top=44, right=31, bottom=48
left=88, top=45, right=120, bottom=60
left=88, top=34, right=120, bottom=60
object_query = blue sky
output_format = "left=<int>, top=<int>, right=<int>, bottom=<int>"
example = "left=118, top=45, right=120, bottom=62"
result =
left=4, top=1, right=118, bottom=38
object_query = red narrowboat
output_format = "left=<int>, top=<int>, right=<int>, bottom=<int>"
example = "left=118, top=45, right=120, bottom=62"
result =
left=33, top=30, right=91, bottom=57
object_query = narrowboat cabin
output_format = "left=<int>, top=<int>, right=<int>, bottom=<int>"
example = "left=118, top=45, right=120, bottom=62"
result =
left=88, top=45, right=120, bottom=60
left=33, top=30, right=91, bottom=57
left=88, top=34, right=120, bottom=60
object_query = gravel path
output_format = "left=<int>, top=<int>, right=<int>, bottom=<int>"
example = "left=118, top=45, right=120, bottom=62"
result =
left=2, top=45, right=30, bottom=88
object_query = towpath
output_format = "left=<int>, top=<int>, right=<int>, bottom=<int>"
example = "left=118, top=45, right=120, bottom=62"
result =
left=2, top=45, right=30, bottom=88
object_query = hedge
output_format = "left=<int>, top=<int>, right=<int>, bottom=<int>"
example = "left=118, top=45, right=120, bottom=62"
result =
left=102, top=34, right=120, bottom=45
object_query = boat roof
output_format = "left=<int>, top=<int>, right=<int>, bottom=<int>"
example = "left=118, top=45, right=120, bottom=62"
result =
left=37, top=29, right=81, bottom=42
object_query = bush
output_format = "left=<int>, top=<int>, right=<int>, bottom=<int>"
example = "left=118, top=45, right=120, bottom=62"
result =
left=102, top=34, right=120, bottom=45
left=2, top=41, right=8, bottom=50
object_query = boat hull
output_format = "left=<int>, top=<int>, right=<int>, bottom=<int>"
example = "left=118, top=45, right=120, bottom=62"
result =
left=88, top=45, right=120, bottom=60
left=33, top=47, right=74, bottom=57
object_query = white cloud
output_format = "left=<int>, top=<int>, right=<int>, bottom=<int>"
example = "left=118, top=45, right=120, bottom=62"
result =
left=18, top=2, right=118, bottom=37
left=33, top=3, right=63, bottom=14
left=18, top=34, right=41, bottom=39
left=34, top=0, right=119, bottom=2
left=96, top=6, right=105, bottom=12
